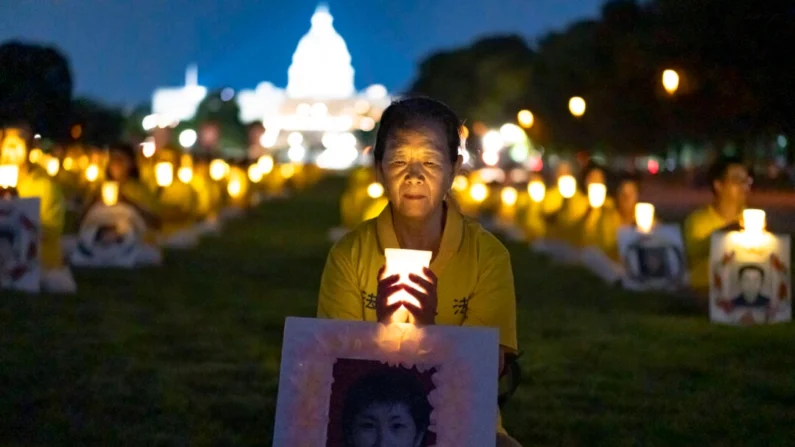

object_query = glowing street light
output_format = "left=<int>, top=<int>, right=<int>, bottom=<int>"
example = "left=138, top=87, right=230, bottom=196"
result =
left=569, top=97, right=586, bottom=118
left=517, top=110, right=534, bottom=128
left=179, top=129, right=198, bottom=148
left=662, top=69, right=680, bottom=95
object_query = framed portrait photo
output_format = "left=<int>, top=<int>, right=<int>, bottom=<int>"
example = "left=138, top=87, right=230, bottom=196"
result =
left=709, top=231, right=791, bottom=325
left=618, top=224, right=687, bottom=291
left=0, top=198, right=41, bottom=293
left=273, top=317, right=500, bottom=447
left=70, top=203, right=148, bottom=268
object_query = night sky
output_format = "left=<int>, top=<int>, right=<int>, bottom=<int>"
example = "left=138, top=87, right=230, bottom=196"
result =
left=1, top=0, right=604, bottom=106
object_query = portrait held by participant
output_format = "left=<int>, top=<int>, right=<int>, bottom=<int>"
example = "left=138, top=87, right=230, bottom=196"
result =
left=0, top=198, right=41, bottom=293
left=617, top=224, right=687, bottom=291
left=709, top=231, right=791, bottom=325
left=70, top=202, right=149, bottom=268
left=272, top=318, right=500, bottom=447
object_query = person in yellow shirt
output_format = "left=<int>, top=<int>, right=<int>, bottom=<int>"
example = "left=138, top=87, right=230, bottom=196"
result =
left=595, top=173, right=640, bottom=261
left=1, top=126, right=76, bottom=293
left=317, top=97, right=521, bottom=447
left=684, top=157, right=750, bottom=291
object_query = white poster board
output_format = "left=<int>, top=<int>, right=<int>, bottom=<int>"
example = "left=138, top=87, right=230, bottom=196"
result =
left=618, top=224, right=687, bottom=291
left=0, top=198, right=41, bottom=293
left=709, top=231, right=791, bottom=325
left=70, top=203, right=147, bottom=267
left=273, top=317, right=499, bottom=447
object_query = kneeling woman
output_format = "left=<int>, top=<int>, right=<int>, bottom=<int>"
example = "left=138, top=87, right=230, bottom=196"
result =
left=318, top=97, right=521, bottom=447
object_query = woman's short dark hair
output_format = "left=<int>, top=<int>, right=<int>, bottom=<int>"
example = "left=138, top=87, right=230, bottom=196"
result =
left=610, top=171, right=639, bottom=196
left=373, top=97, right=461, bottom=165
left=707, top=156, right=745, bottom=193
left=578, top=160, right=606, bottom=193
left=342, top=367, right=431, bottom=445
left=108, top=142, right=140, bottom=180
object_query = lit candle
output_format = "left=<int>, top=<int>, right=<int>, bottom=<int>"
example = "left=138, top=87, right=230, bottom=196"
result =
left=558, top=175, right=576, bottom=199
left=588, top=183, right=606, bottom=208
left=155, top=162, right=174, bottom=187
left=227, top=178, right=243, bottom=198
left=528, top=180, right=546, bottom=203
left=257, top=155, right=274, bottom=175
left=469, top=182, right=488, bottom=203
left=177, top=166, right=193, bottom=184
left=209, top=159, right=229, bottom=181
left=383, top=248, right=433, bottom=323
left=280, top=163, right=296, bottom=179
left=141, top=140, right=156, bottom=158
left=247, top=164, right=264, bottom=183
left=0, top=164, right=19, bottom=189
left=45, top=157, right=60, bottom=177
left=635, top=202, right=655, bottom=233
left=501, top=186, right=518, bottom=207
left=367, top=182, right=384, bottom=199
left=85, top=164, right=99, bottom=182
left=63, top=156, right=75, bottom=171
left=28, top=148, right=43, bottom=164
left=742, top=209, right=766, bottom=234
left=101, top=181, right=119, bottom=206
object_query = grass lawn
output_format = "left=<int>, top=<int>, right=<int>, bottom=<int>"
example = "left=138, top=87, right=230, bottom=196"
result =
left=2, top=176, right=795, bottom=446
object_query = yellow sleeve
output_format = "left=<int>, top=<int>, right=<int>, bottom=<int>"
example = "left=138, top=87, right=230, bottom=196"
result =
left=464, top=238, right=518, bottom=351
left=596, top=207, right=621, bottom=262
left=39, top=178, right=66, bottom=269
left=683, top=210, right=717, bottom=289
left=317, top=244, right=364, bottom=320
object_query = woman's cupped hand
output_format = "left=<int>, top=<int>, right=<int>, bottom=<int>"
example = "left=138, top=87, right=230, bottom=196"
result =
left=375, top=266, right=438, bottom=325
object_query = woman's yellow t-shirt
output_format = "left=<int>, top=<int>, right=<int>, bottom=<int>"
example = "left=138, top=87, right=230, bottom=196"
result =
left=317, top=203, right=518, bottom=434
left=17, top=165, right=66, bottom=269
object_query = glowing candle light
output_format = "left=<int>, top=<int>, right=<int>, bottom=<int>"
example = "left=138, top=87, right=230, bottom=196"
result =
left=257, top=155, right=274, bottom=175
left=469, top=183, right=488, bottom=203
left=209, top=159, right=229, bottom=181
left=141, top=140, right=156, bottom=158
left=384, top=248, right=433, bottom=323
left=635, top=202, right=655, bottom=233
left=45, top=157, right=60, bottom=177
left=558, top=175, right=576, bottom=199
left=28, top=148, right=43, bottom=164
left=85, top=164, right=100, bottom=182
left=63, top=156, right=75, bottom=171
left=367, top=182, right=384, bottom=199
left=177, top=166, right=193, bottom=184
left=588, top=183, right=607, bottom=208
left=280, top=163, right=296, bottom=179
left=247, top=164, right=264, bottom=183
left=742, top=209, right=766, bottom=234
left=501, top=186, right=518, bottom=207
left=155, top=162, right=174, bottom=187
left=0, top=164, right=19, bottom=189
left=227, top=178, right=243, bottom=198
left=101, top=181, right=119, bottom=206
left=452, top=175, right=469, bottom=192
left=528, top=180, right=546, bottom=203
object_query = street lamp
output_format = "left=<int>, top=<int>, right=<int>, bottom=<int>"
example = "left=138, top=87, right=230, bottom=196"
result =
left=662, top=69, right=680, bottom=95
left=517, top=109, right=534, bottom=128
left=569, top=97, right=586, bottom=118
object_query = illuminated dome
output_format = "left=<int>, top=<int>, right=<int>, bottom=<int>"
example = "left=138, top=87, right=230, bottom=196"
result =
left=287, top=4, right=355, bottom=99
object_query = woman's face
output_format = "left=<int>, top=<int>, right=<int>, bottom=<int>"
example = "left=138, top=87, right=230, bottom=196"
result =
left=109, top=152, right=132, bottom=181
left=377, top=128, right=460, bottom=220
left=585, top=168, right=605, bottom=186
left=350, top=402, right=423, bottom=447
left=617, top=181, right=639, bottom=217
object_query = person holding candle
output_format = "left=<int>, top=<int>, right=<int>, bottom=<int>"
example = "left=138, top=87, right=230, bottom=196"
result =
left=594, top=173, right=641, bottom=262
left=318, top=97, right=521, bottom=447
left=684, top=157, right=750, bottom=291
left=1, top=126, right=75, bottom=293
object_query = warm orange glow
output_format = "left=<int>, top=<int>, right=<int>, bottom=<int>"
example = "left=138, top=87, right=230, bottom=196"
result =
left=635, top=203, right=655, bottom=233
left=742, top=209, right=766, bottom=234
left=452, top=175, right=469, bottom=192
left=177, top=166, right=193, bottom=184
left=70, top=125, right=83, bottom=139
left=662, top=69, right=680, bottom=95
left=257, top=155, right=274, bottom=175
left=101, top=181, right=119, bottom=206
left=227, top=178, right=243, bottom=198
left=366, top=182, right=384, bottom=199
left=558, top=175, right=576, bottom=199
left=0, top=164, right=19, bottom=189
left=247, top=164, right=264, bottom=183
left=469, top=183, right=488, bottom=203
left=85, top=164, right=100, bottom=182
left=280, top=163, right=296, bottom=179
left=384, top=248, right=433, bottom=323
left=209, top=159, right=229, bottom=181
left=155, top=162, right=174, bottom=187
left=588, top=183, right=606, bottom=208
left=45, top=157, right=60, bottom=177
left=28, top=148, right=43, bottom=164
left=517, top=109, right=534, bottom=128
left=528, top=180, right=546, bottom=203
left=501, top=186, right=518, bottom=207
left=569, top=97, right=586, bottom=117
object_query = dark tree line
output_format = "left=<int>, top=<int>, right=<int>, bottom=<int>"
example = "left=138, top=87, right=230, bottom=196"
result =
left=409, top=0, right=795, bottom=155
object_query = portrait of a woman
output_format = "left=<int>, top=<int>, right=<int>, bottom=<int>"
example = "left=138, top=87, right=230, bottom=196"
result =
left=318, top=97, right=520, bottom=446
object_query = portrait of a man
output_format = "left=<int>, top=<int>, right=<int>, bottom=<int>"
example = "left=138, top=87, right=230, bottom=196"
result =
left=94, top=224, right=123, bottom=248
left=637, top=246, right=670, bottom=279
left=732, top=265, right=771, bottom=309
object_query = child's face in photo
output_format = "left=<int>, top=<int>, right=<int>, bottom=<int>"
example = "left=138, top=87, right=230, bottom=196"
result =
left=350, top=402, right=422, bottom=447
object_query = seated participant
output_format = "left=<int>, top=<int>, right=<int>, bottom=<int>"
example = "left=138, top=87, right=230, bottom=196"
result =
left=595, top=173, right=640, bottom=262
left=1, top=126, right=76, bottom=293
left=317, top=97, right=521, bottom=447
left=189, top=155, right=224, bottom=233
left=684, top=157, right=749, bottom=291
left=154, top=150, right=200, bottom=247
